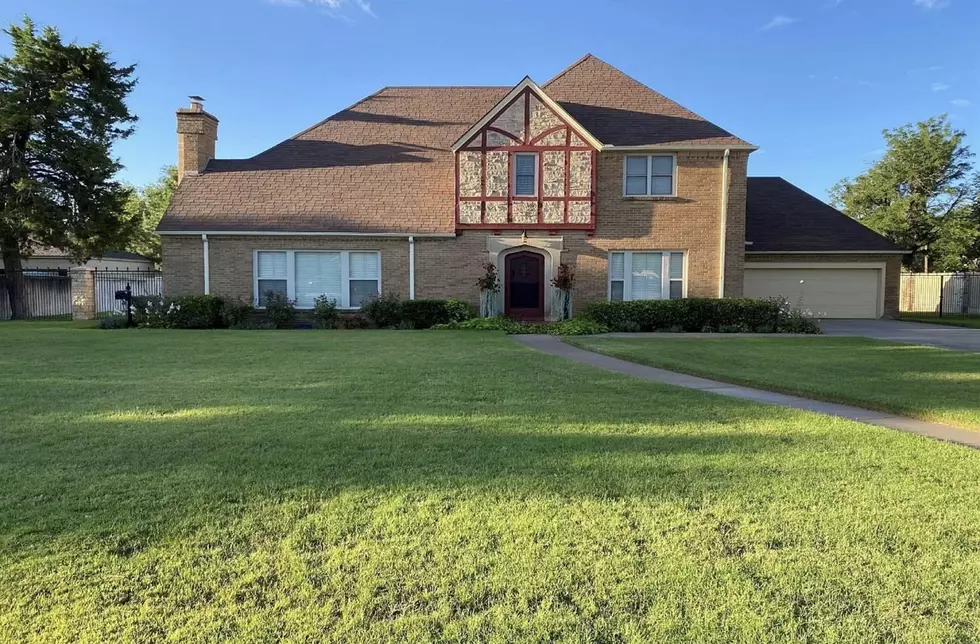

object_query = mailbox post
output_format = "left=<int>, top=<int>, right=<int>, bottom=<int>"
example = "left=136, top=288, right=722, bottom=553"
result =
left=114, top=284, right=133, bottom=328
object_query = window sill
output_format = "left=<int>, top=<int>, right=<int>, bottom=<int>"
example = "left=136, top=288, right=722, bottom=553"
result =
left=622, top=195, right=678, bottom=201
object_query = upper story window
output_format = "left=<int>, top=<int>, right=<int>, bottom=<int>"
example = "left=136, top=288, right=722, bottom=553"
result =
left=513, top=153, right=538, bottom=196
left=624, top=154, right=676, bottom=197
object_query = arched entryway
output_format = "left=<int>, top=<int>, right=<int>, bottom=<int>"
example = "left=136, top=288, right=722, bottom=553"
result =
left=505, top=251, right=545, bottom=320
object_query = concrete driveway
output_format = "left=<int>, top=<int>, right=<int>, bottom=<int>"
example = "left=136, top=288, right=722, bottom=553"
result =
left=821, top=319, right=980, bottom=353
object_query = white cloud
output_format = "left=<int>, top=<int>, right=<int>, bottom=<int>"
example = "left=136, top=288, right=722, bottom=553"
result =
left=951, top=99, right=973, bottom=107
left=914, top=0, right=950, bottom=8
left=760, top=15, right=798, bottom=30
left=932, top=82, right=950, bottom=91
left=263, top=0, right=376, bottom=17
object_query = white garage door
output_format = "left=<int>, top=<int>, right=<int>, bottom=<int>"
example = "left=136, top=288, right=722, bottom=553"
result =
left=743, top=266, right=882, bottom=318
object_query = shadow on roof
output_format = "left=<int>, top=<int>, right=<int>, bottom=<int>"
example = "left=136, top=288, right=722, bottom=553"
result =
left=328, top=107, right=462, bottom=128
left=205, top=139, right=437, bottom=172
left=558, top=103, right=736, bottom=146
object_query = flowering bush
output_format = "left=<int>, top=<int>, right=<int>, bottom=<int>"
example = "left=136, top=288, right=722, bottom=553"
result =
left=131, top=295, right=226, bottom=329
left=263, top=291, right=297, bottom=329
left=551, top=263, right=575, bottom=320
left=477, top=262, right=500, bottom=317
left=312, top=295, right=339, bottom=329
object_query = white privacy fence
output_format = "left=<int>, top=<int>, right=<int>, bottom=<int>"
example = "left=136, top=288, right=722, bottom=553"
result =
left=900, top=273, right=980, bottom=316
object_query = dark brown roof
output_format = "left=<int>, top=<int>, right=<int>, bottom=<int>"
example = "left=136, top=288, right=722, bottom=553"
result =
left=546, top=55, right=752, bottom=148
left=746, top=177, right=906, bottom=253
left=159, top=55, right=750, bottom=234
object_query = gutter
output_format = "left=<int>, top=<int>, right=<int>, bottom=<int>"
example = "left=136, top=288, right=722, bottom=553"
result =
left=408, top=236, right=416, bottom=300
left=158, top=230, right=456, bottom=238
left=201, top=234, right=210, bottom=295
left=602, top=144, right=758, bottom=152
left=718, top=149, right=730, bottom=298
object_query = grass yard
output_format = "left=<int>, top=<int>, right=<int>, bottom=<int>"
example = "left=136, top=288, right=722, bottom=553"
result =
left=901, top=314, right=980, bottom=329
left=568, top=336, right=980, bottom=430
left=2, top=325, right=980, bottom=641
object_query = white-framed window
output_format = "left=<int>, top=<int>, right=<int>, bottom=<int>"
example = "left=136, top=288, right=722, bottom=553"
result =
left=623, top=154, right=676, bottom=196
left=609, top=251, right=685, bottom=301
left=254, top=250, right=380, bottom=309
left=513, top=152, right=538, bottom=196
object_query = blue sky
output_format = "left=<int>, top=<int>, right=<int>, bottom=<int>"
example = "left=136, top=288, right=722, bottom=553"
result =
left=3, top=0, right=978, bottom=201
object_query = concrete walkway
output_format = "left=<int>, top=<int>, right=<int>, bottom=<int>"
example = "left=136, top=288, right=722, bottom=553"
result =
left=513, top=334, right=980, bottom=450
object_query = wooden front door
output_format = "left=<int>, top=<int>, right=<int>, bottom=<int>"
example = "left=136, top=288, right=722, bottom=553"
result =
left=505, top=251, right=545, bottom=320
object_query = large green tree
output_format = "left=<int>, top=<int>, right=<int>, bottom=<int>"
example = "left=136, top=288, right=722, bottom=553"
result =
left=122, top=165, right=176, bottom=263
left=830, top=115, right=976, bottom=270
left=0, top=18, right=137, bottom=318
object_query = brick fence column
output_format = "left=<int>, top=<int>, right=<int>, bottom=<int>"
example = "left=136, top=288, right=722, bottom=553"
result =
left=70, top=267, right=96, bottom=320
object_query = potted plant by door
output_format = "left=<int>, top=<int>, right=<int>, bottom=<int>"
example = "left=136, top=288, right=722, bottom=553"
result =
left=477, top=261, right=500, bottom=317
left=551, top=263, right=574, bottom=321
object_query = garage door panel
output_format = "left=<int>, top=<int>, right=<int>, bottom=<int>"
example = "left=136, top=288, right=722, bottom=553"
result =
left=743, top=268, right=881, bottom=319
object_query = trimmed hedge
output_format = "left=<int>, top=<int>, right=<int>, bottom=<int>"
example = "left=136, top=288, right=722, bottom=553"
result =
left=431, top=316, right=609, bottom=336
left=363, top=296, right=476, bottom=329
left=582, top=298, right=821, bottom=334
left=131, top=295, right=227, bottom=329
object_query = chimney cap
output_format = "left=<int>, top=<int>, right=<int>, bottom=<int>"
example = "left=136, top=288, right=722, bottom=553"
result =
left=189, top=95, right=205, bottom=102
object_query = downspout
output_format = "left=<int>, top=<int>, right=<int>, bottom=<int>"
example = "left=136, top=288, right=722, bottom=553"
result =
left=718, top=149, right=730, bottom=298
left=408, top=235, right=415, bottom=300
left=201, top=234, right=210, bottom=295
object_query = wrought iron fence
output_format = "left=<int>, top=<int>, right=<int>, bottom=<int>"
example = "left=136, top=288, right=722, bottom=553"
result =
left=0, top=269, right=73, bottom=320
left=900, top=272, right=980, bottom=316
left=94, top=269, right=163, bottom=318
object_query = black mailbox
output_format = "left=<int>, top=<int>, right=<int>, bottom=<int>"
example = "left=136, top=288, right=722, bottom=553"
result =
left=115, top=290, right=129, bottom=301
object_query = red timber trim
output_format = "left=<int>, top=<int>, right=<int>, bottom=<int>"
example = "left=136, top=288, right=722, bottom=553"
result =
left=455, top=85, right=599, bottom=231
left=486, top=127, right=521, bottom=144
left=456, top=223, right=595, bottom=231
left=523, top=91, right=531, bottom=144
left=480, top=130, right=487, bottom=223
left=590, top=150, right=598, bottom=227
left=529, top=124, right=566, bottom=145
left=564, top=128, right=571, bottom=223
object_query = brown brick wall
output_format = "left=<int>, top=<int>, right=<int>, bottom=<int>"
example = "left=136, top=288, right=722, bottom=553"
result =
left=746, top=253, right=902, bottom=318
left=162, top=149, right=748, bottom=313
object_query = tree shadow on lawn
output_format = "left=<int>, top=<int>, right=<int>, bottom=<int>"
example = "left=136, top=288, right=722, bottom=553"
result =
left=0, top=398, right=869, bottom=550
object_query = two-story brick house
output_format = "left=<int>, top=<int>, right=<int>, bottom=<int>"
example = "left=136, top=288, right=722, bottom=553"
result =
left=158, top=55, right=905, bottom=319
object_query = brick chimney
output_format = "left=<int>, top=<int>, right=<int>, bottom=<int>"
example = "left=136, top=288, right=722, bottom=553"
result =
left=176, top=96, right=218, bottom=183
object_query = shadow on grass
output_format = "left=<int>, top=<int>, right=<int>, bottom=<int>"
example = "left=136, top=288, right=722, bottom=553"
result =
left=0, top=401, right=843, bottom=549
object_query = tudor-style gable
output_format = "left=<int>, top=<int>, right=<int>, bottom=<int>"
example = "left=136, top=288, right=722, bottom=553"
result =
left=454, top=78, right=600, bottom=231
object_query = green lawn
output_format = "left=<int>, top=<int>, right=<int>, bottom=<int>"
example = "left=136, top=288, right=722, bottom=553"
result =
left=901, top=314, right=980, bottom=329
left=3, top=325, right=980, bottom=641
left=568, top=336, right=980, bottom=430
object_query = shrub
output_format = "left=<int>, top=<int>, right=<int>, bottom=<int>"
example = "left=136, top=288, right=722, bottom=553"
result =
left=311, top=295, right=339, bottom=329
left=361, top=293, right=403, bottom=328
left=263, top=291, right=297, bottom=329
left=222, top=298, right=254, bottom=328
left=401, top=299, right=457, bottom=330
left=444, top=298, right=475, bottom=323
left=98, top=316, right=129, bottom=329
left=338, top=315, right=370, bottom=330
left=548, top=318, right=608, bottom=336
left=130, top=295, right=226, bottom=329
left=582, top=298, right=821, bottom=334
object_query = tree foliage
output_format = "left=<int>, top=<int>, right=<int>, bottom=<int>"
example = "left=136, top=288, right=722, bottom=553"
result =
left=830, top=115, right=978, bottom=270
left=122, top=165, right=176, bottom=263
left=0, top=17, right=137, bottom=317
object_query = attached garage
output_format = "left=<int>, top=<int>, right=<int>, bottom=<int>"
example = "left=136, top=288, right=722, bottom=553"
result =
left=743, top=263, right=884, bottom=319
left=744, top=178, right=909, bottom=319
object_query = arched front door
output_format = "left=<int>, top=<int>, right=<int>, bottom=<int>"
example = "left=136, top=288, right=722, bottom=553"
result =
left=505, top=251, right=545, bottom=320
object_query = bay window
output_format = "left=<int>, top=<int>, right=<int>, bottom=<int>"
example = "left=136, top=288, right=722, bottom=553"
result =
left=254, top=250, right=380, bottom=308
left=609, top=251, right=685, bottom=301
left=623, top=154, right=676, bottom=196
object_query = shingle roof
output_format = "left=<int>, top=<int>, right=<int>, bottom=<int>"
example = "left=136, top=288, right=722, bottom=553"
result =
left=159, top=55, right=751, bottom=234
left=545, top=55, right=752, bottom=148
left=745, top=177, right=906, bottom=253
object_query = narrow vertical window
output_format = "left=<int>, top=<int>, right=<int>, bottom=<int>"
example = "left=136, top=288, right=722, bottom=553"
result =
left=513, top=153, right=537, bottom=196
left=256, top=251, right=288, bottom=306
